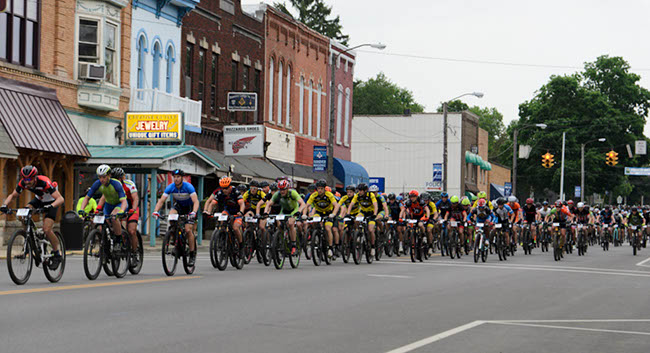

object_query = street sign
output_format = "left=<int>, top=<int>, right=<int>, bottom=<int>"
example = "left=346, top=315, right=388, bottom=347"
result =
left=313, top=146, right=327, bottom=172
left=504, top=182, right=512, bottom=197
left=574, top=186, right=581, bottom=198
left=625, top=167, right=650, bottom=176
left=227, top=92, right=258, bottom=111
left=636, top=140, right=647, bottom=155
left=125, top=112, right=183, bottom=143
left=430, top=163, right=443, bottom=191
left=369, top=177, right=385, bottom=192
left=626, top=144, right=633, bottom=158
left=223, top=125, right=264, bottom=156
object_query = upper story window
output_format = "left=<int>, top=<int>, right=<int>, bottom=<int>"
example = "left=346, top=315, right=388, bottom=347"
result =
left=136, top=35, right=146, bottom=90
left=165, top=45, right=174, bottom=94
left=152, top=41, right=162, bottom=90
left=77, top=13, right=120, bottom=86
left=0, top=0, right=40, bottom=68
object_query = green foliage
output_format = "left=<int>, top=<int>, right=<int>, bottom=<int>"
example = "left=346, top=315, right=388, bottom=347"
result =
left=274, top=0, right=349, bottom=45
left=436, top=100, right=469, bottom=113
left=353, top=73, right=425, bottom=115
left=514, top=55, right=650, bottom=200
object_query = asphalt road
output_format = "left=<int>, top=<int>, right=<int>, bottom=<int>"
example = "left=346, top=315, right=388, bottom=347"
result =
left=1, top=243, right=650, bottom=353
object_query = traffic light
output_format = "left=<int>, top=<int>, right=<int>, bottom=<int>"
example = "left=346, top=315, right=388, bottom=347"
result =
left=606, top=150, right=618, bottom=166
left=542, top=152, right=555, bottom=168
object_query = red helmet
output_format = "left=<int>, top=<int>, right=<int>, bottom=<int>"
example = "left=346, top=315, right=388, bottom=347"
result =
left=477, top=199, right=487, bottom=207
left=555, top=200, right=562, bottom=207
left=526, top=198, right=534, bottom=204
left=568, top=200, right=574, bottom=205
left=277, top=179, right=290, bottom=190
left=409, top=190, right=419, bottom=197
left=21, top=165, right=38, bottom=179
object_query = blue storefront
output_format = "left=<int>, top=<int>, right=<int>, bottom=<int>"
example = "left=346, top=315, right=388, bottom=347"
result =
left=334, top=158, right=370, bottom=188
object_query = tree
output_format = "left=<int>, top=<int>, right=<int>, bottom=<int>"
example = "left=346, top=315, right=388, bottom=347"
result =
left=436, top=100, right=468, bottom=113
left=513, top=55, right=650, bottom=201
left=274, top=0, right=349, bottom=45
left=353, top=72, right=425, bottom=115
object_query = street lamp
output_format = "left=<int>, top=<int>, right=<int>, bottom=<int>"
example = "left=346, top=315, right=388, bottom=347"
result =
left=442, top=92, right=484, bottom=192
left=581, top=137, right=606, bottom=202
left=511, top=123, right=547, bottom=197
left=327, top=42, right=386, bottom=187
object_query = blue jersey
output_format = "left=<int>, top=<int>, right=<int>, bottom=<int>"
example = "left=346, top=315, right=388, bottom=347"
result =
left=493, top=205, right=513, bottom=223
left=163, top=182, right=197, bottom=207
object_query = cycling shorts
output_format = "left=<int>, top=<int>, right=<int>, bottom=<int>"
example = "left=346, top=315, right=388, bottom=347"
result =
left=128, top=207, right=140, bottom=223
left=174, top=204, right=195, bottom=224
left=360, top=210, right=376, bottom=225
left=28, top=198, right=58, bottom=220
left=313, top=210, right=335, bottom=227
left=103, top=202, right=127, bottom=216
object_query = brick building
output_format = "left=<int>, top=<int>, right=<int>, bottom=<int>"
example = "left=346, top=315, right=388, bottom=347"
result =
left=180, top=0, right=265, bottom=150
left=0, top=0, right=134, bottom=218
left=329, top=39, right=356, bottom=162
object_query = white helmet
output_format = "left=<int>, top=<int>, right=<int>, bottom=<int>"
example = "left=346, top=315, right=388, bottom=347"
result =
left=369, top=185, right=379, bottom=192
left=507, top=196, right=517, bottom=203
left=96, top=164, right=111, bottom=176
left=577, top=202, right=585, bottom=208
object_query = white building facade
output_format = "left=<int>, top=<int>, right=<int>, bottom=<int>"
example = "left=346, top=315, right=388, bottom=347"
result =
left=352, top=113, right=465, bottom=197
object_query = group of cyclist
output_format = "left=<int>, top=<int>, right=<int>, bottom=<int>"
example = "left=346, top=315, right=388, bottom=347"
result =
left=3, top=163, right=649, bottom=280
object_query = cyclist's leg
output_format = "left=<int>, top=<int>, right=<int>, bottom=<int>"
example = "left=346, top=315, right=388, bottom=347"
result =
left=287, top=215, right=297, bottom=242
left=323, top=213, right=334, bottom=247
left=41, top=199, right=61, bottom=252
left=232, top=217, right=243, bottom=244
left=368, top=215, right=376, bottom=245
left=127, top=208, right=139, bottom=251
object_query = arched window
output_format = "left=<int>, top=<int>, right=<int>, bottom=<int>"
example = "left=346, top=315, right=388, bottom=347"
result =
left=277, top=61, right=283, bottom=125
left=137, top=35, right=146, bottom=90
left=344, top=87, right=351, bottom=145
left=165, top=45, right=174, bottom=93
left=307, top=80, right=313, bottom=136
left=316, top=84, right=322, bottom=139
left=152, top=41, right=161, bottom=90
left=285, top=65, right=291, bottom=126
left=336, top=84, right=343, bottom=144
left=299, top=77, right=304, bottom=134
left=268, top=58, right=274, bottom=123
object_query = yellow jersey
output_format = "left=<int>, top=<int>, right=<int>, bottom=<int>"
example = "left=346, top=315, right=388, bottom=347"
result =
left=351, top=192, right=378, bottom=213
left=306, top=191, right=338, bottom=213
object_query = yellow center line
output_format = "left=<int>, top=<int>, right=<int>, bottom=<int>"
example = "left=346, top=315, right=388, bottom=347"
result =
left=0, top=276, right=202, bottom=296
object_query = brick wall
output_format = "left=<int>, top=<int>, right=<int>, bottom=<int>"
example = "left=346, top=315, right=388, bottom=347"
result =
left=489, top=163, right=511, bottom=188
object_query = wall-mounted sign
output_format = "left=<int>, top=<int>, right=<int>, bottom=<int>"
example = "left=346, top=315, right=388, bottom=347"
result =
left=227, top=92, right=258, bottom=111
left=125, top=112, right=183, bottom=142
left=224, top=125, right=264, bottom=156
left=313, top=146, right=327, bottom=172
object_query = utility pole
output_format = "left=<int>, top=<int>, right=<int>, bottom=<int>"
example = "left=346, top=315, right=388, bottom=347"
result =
left=560, top=132, right=566, bottom=200
left=327, top=55, right=337, bottom=187
left=512, top=128, right=518, bottom=197
left=580, top=143, right=585, bottom=202
left=443, top=102, right=448, bottom=192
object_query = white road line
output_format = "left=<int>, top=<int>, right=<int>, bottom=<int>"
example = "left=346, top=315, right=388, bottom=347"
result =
left=431, top=259, right=650, bottom=274
left=379, top=260, right=650, bottom=278
left=367, top=274, right=413, bottom=279
left=493, top=319, right=650, bottom=323
left=489, top=321, right=650, bottom=336
left=635, top=256, right=650, bottom=267
left=385, top=320, right=485, bottom=353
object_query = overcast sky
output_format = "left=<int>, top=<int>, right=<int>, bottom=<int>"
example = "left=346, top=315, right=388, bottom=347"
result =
left=248, top=0, right=650, bottom=131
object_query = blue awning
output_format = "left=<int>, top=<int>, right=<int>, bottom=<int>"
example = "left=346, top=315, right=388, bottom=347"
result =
left=334, top=158, right=369, bottom=187
left=490, top=183, right=506, bottom=200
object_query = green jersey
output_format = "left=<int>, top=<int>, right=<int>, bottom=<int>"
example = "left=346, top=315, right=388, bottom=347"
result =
left=270, top=189, right=301, bottom=215
left=627, top=212, right=645, bottom=226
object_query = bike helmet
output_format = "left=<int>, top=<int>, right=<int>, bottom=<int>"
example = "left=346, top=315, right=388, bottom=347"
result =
left=315, top=179, right=327, bottom=188
left=441, top=192, right=449, bottom=198
left=555, top=200, right=562, bottom=207
left=96, top=164, right=111, bottom=176
left=307, top=183, right=317, bottom=192
left=604, top=205, right=610, bottom=210
left=409, top=190, right=419, bottom=197
left=325, top=186, right=332, bottom=192
left=421, top=193, right=430, bottom=201
left=396, top=195, right=403, bottom=201
left=477, top=199, right=487, bottom=207
left=496, top=198, right=506, bottom=206
left=461, top=198, right=470, bottom=206
left=250, top=180, right=260, bottom=188
left=450, top=196, right=459, bottom=204
left=346, top=184, right=356, bottom=191
left=357, top=183, right=369, bottom=191
left=112, top=167, right=125, bottom=179
left=542, top=201, right=549, bottom=206
left=20, top=165, right=38, bottom=179
left=172, top=169, right=185, bottom=176
left=568, top=200, right=574, bottom=206
left=577, top=202, right=585, bottom=208
left=369, top=185, right=379, bottom=192
left=277, top=179, right=290, bottom=190
left=237, top=184, right=248, bottom=193
left=526, top=198, right=534, bottom=204
left=219, top=176, right=232, bottom=188
left=477, top=191, right=487, bottom=199
left=260, top=181, right=269, bottom=188
left=270, top=182, right=278, bottom=191
left=507, top=196, right=517, bottom=203
left=387, top=193, right=396, bottom=200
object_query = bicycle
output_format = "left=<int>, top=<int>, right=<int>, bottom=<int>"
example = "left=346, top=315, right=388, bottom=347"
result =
left=210, top=213, right=244, bottom=271
left=406, top=219, right=427, bottom=263
left=269, top=214, right=301, bottom=269
left=242, top=216, right=261, bottom=265
left=351, top=214, right=374, bottom=265
left=83, top=212, right=130, bottom=280
left=447, top=220, right=462, bottom=259
left=630, top=225, right=642, bottom=256
left=473, top=221, right=489, bottom=263
left=551, top=222, right=563, bottom=261
left=162, top=213, right=196, bottom=276
left=308, top=215, right=335, bottom=266
left=601, top=223, right=611, bottom=251
left=539, top=222, right=551, bottom=253
left=4, top=208, right=65, bottom=285
left=521, top=222, right=535, bottom=255
left=385, top=220, right=400, bottom=257
left=493, top=222, right=508, bottom=261
left=576, top=223, right=588, bottom=256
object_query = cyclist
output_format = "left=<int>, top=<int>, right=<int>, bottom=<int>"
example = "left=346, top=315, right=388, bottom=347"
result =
left=421, top=193, right=438, bottom=251
left=467, top=199, right=494, bottom=247
left=399, top=190, right=430, bottom=250
left=444, top=196, right=468, bottom=248
left=521, top=198, right=538, bottom=246
left=110, top=167, right=140, bottom=265
left=348, top=183, right=379, bottom=256
left=76, top=187, right=97, bottom=216
left=549, top=200, right=571, bottom=253
left=507, top=196, right=521, bottom=247
left=205, top=176, right=246, bottom=253
left=264, top=179, right=305, bottom=255
left=1, top=165, right=65, bottom=269
left=628, top=207, right=646, bottom=246
left=492, top=198, right=514, bottom=245
left=242, top=180, right=266, bottom=218
left=574, top=202, right=593, bottom=242
left=537, top=201, right=553, bottom=241
left=302, top=179, right=340, bottom=257
left=386, top=193, right=406, bottom=253
left=257, top=182, right=280, bottom=232
left=370, top=185, right=390, bottom=235
left=436, top=192, right=452, bottom=240
left=152, top=169, right=200, bottom=266
left=337, top=184, right=360, bottom=248
left=472, top=191, right=494, bottom=210
left=643, top=207, right=650, bottom=245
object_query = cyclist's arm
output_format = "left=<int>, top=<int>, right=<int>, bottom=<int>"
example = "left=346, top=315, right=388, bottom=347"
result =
left=50, top=190, right=64, bottom=208
left=424, top=206, right=430, bottom=219
left=153, top=194, right=169, bottom=213
left=131, top=192, right=140, bottom=211
left=97, top=195, right=105, bottom=210
left=255, top=199, right=265, bottom=216
left=203, top=194, right=216, bottom=214
left=347, top=195, right=358, bottom=214
left=237, top=198, right=245, bottom=215
left=190, top=193, right=200, bottom=214
left=1, top=189, right=20, bottom=206
left=382, top=201, right=389, bottom=215
left=399, top=206, right=406, bottom=219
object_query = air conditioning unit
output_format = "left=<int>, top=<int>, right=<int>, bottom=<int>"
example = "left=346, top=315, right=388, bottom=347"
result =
left=78, top=63, right=106, bottom=81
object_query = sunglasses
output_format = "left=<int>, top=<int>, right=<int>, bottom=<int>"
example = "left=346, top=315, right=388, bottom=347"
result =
left=22, top=178, right=33, bottom=182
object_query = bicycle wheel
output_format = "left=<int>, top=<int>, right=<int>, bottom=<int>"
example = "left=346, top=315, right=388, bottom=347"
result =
left=633, top=233, right=638, bottom=256
left=473, top=237, right=480, bottom=263
left=183, top=236, right=197, bottom=274
left=43, top=231, right=66, bottom=283
left=260, top=229, right=271, bottom=266
left=162, top=230, right=178, bottom=276
left=7, top=230, right=33, bottom=285
left=410, top=230, right=417, bottom=263
left=290, top=231, right=301, bottom=269
left=83, top=229, right=103, bottom=280
left=311, top=229, right=322, bottom=266
left=272, top=229, right=285, bottom=270
left=341, top=229, right=351, bottom=263
left=230, top=236, right=245, bottom=270
left=385, top=229, right=394, bottom=257
left=213, top=230, right=228, bottom=271
left=375, top=235, right=383, bottom=261
left=302, top=228, right=312, bottom=261
left=111, top=235, right=130, bottom=279
left=323, top=231, right=333, bottom=265
left=352, top=230, right=363, bottom=265
left=449, top=230, right=456, bottom=259
left=243, top=229, right=255, bottom=265
left=128, top=231, right=144, bottom=275
left=255, top=231, right=264, bottom=264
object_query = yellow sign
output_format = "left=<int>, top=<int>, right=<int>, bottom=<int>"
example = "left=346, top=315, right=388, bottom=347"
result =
left=125, top=112, right=183, bottom=142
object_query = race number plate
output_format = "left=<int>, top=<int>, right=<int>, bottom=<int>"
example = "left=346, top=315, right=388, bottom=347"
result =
left=495, top=223, right=502, bottom=229
left=356, top=216, right=365, bottom=222
left=245, top=217, right=257, bottom=223
left=168, top=214, right=179, bottom=221
left=218, top=214, right=229, bottom=221
left=450, top=221, right=458, bottom=227
left=603, top=224, right=608, bottom=229
left=16, top=208, right=30, bottom=217
left=477, top=223, right=484, bottom=228
left=408, top=220, right=418, bottom=224
left=312, top=216, right=322, bottom=222
left=631, top=226, right=637, bottom=230
left=553, top=223, right=560, bottom=227
left=387, top=220, right=396, bottom=224
left=93, top=215, right=105, bottom=224
left=276, top=215, right=286, bottom=221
